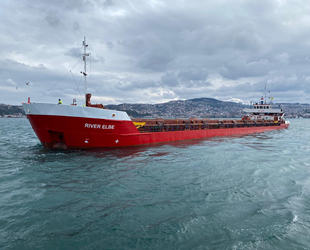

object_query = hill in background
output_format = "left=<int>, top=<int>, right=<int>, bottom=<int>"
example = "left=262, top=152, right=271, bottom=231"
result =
left=1, top=98, right=310, bottom=118
left=105, top=97, right=244, bottom=118
left=0, top=104, right=25, bottom=118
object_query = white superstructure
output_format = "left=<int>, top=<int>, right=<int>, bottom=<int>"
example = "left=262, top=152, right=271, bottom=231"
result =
left=243, top=103, right=285, bottom=122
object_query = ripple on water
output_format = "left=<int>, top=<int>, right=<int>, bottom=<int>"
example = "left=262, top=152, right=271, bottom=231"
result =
left=1, top=118, right=310, bottom=249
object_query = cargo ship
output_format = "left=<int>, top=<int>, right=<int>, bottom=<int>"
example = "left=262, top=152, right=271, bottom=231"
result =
left=22, top=38, right=290, bottom=149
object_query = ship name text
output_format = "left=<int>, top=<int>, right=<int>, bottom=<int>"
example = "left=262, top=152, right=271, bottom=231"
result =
left=85, top=123, right=115, bottom=129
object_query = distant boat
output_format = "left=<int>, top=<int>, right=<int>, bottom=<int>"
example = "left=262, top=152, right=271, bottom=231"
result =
left=22, top=38, right=290, bottom=149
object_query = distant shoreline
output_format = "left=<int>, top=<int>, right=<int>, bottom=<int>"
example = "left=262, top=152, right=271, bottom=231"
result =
left=0, top=117, right=26, bottom=118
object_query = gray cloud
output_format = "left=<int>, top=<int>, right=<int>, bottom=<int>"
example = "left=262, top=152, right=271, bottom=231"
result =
left=1, top=0, right=310, bottom=105
left=178, top=67, right=208, bottom=82
left=160, top=72, right=179, bottom=87
left=219, top=58, right=271, bottom=80
left=136, top=49, right=175, bottom=71
left=66, top=47, right=83, bottom=58
left=160, top=67, right=211, bottom=89
left=45, top=12, right=61, bottom=27
left=116, top=79, right=158, bottom=91
left=104, top=41, right=114, bottom=50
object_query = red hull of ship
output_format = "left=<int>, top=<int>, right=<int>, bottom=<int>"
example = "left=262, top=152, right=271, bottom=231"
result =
left=27, top=114, right=290, bottom=149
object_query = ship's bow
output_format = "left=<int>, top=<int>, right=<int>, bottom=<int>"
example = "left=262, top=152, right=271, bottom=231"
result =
left=23, top=103, right=137, bottom=149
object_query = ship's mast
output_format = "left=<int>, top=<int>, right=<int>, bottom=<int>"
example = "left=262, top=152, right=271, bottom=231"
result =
left=261, top=84, right=273, bottom=105
left=82, top=37, right=89, bottom=105
left=264, top=84, right=267, bottom=104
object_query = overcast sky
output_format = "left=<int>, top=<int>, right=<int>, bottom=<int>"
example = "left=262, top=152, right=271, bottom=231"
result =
left=1, top=0, right=310, bottom=105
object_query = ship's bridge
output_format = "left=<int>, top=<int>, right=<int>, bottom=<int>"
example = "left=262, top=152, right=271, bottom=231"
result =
left=243, top=104, right=283, bottom=114
left=253, top=104, right=271, bottom=110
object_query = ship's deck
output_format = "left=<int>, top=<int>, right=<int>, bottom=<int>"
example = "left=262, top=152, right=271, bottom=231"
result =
left=132, top=118, right=281, bottom=133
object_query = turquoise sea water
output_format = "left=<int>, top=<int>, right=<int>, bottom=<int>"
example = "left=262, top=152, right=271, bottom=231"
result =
left=1, top=118, right=310, bottom=249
